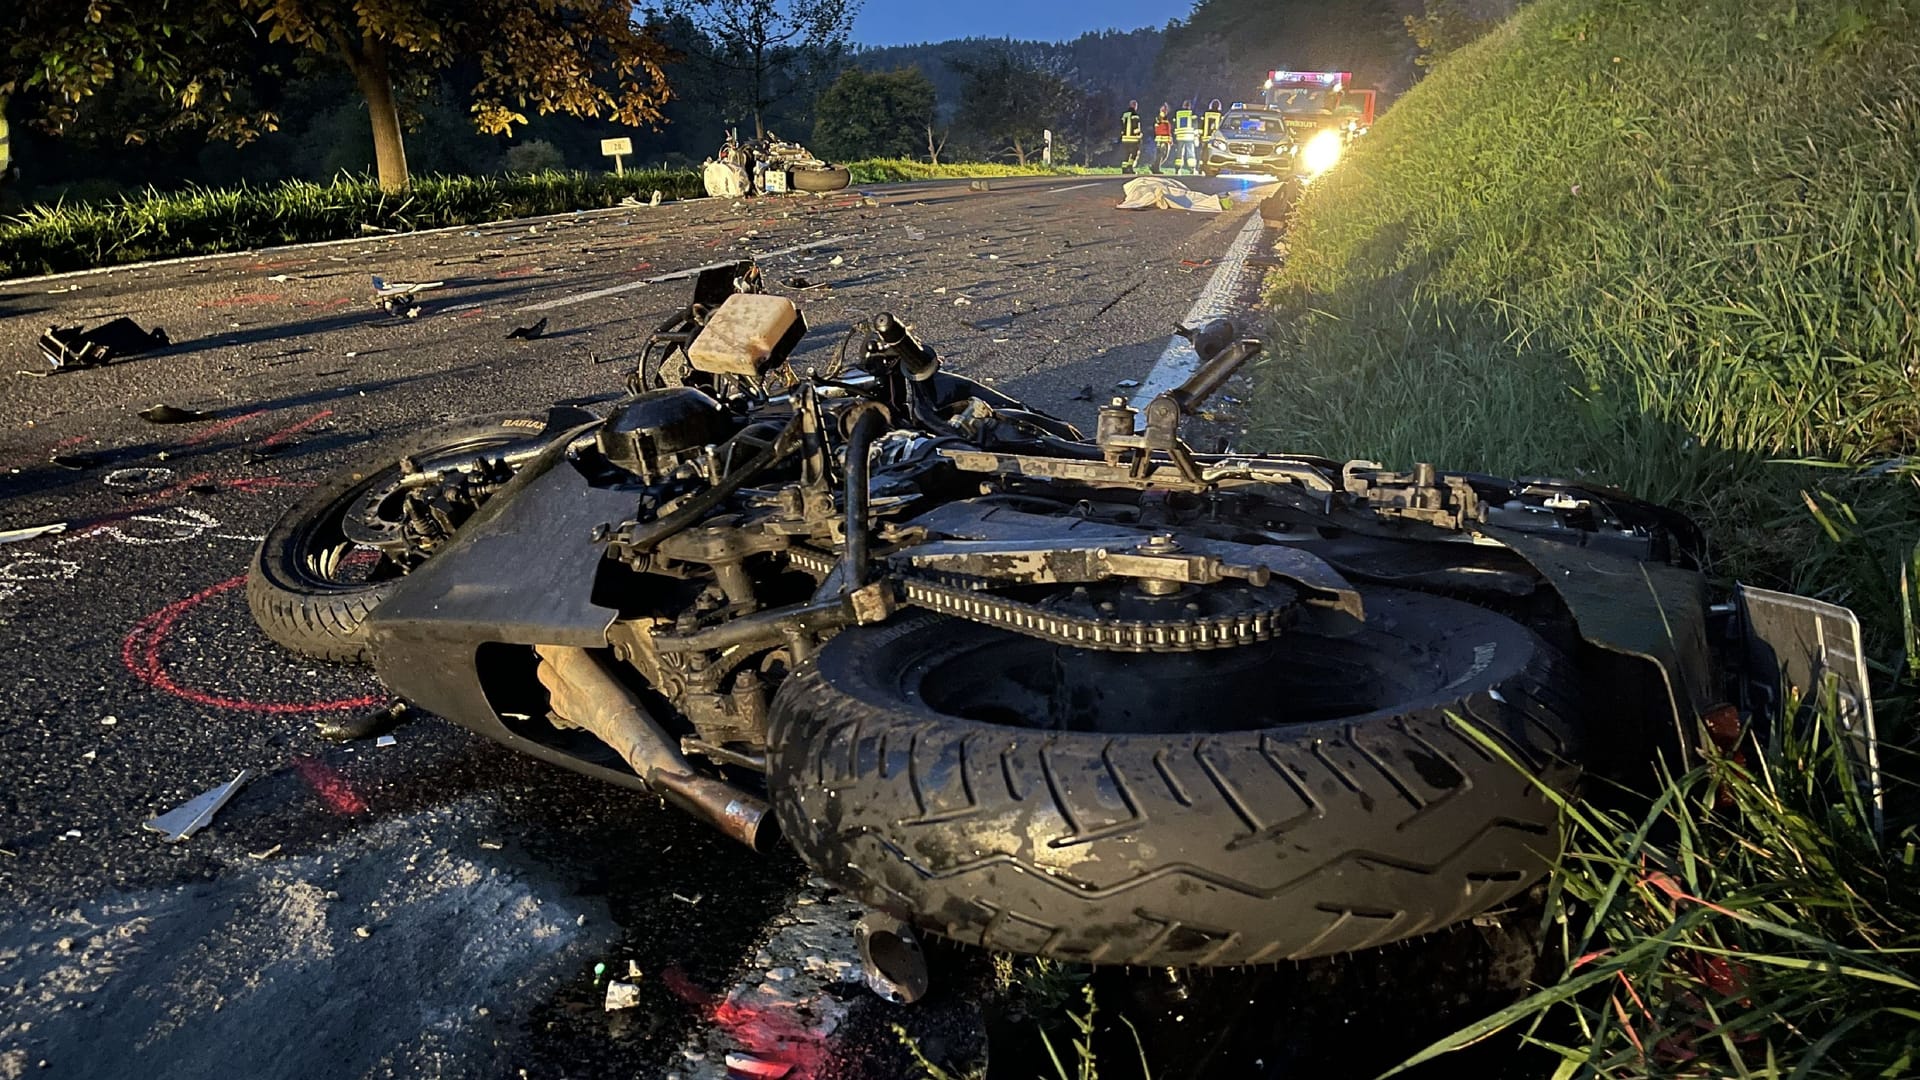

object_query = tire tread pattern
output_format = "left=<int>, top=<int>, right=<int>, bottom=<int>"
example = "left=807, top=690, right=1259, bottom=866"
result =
left=768, top=606, right=1584, bottom=966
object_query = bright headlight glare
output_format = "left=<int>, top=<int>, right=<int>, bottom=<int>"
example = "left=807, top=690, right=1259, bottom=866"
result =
left=1208, top=139, right=1226, bottom=151
left=1302, top=130, right=1343, bottom=175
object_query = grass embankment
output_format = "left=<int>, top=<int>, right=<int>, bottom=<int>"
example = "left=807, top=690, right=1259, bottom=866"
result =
left=1255, top=0, right=1920, bottom=650
left=0, top=159, right=1100, bottom=279
left=1256, top=0, right=1920, bottom=1074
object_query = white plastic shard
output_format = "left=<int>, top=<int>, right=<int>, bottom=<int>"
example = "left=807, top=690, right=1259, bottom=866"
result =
left=143, top=769, right=256, bottom=842
left=0, top=522, right=66, bottom=545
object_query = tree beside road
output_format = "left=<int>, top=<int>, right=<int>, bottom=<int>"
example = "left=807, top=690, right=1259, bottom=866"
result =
left=242, top=0, right=675, bottom=192
left=810, top=67, right=935, bottom=163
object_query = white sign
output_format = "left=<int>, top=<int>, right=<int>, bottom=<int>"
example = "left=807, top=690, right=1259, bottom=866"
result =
left=600, top=138, right=633, bottom=156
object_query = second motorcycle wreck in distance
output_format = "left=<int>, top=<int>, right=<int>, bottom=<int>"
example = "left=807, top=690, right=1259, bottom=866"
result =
left=247, top=260, right=1874, bottom=969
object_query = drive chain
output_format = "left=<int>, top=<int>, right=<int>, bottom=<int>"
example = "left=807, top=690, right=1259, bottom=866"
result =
left=784, top=545, right=1295, bottom=652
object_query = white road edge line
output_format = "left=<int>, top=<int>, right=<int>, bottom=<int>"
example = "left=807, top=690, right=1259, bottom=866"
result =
left=1045, top=180, right=1115, bottom=194
left=1128, top=211, right=1270, bottom=411
left=514, top=236, right=850, bottom=313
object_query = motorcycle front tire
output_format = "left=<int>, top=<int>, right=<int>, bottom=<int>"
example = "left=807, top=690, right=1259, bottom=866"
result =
left=246, top=413, right=553, bottom=663
left=767, top=588, right=1583, bottom=967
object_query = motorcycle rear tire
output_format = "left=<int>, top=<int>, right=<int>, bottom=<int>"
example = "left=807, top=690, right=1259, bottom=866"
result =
left=247, top=413, right=553, bottom=663
left=791, top=165, right=852, bottom=193
left=767, top=588, right=1582, bottom=966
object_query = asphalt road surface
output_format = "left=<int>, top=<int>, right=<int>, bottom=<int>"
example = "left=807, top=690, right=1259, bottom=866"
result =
left=0, top=175, right=1302, bottom=1080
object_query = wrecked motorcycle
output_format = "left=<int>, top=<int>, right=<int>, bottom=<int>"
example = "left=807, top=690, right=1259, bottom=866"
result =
left=248, top=263, right=1878, bottom=967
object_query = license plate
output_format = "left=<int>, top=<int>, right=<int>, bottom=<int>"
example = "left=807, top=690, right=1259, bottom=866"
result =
left=1235, top=155, right=1255, bottom=164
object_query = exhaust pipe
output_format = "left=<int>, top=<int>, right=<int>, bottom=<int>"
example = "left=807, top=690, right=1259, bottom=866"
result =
left=533, top=645, right=777, bottom=851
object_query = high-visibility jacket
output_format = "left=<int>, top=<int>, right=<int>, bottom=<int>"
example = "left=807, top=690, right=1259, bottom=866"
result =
left=1153, top=115, right=1172, bottom=139
left=1121, top=109, right=1142, bottom=143
left=1202, top=108, right=1222, bottom=139
left=1174, top=108, right=1199, bottom=141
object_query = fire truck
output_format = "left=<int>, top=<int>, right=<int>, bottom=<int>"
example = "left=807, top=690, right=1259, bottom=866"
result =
left=1262, top=70, right=1376, bottom=140
left=1253, top=70, right=1377, bottom=180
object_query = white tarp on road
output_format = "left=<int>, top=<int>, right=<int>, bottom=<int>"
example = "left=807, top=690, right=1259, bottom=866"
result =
left=1116, top=176, right=1225, bottom=213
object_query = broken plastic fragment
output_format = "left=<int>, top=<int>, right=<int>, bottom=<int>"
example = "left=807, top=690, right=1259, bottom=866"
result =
left=507, top=317, right=549, bottom=340
left=604, top=980, right=642, bottom=1011
left=38, top=318, right=170, bottom=371
left=724, top=1052, right=792, bottom=1079
left=143, top=769, right=255, bottom=842
left=0, top=522, right=67, bottom=545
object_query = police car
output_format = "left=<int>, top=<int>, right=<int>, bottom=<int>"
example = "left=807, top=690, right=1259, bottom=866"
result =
left=1201, top=105, right=1302, bottom=178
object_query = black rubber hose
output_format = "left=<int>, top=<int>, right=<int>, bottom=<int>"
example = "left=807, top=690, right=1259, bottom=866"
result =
left=841, top=404, right=888, bottom=590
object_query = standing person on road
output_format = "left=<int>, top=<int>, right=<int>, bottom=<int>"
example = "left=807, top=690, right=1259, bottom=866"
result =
left=1203, top=99, right=1224, bottom=141
left=1120, top=100, right=1144, bottom=173
left=1173, top=100, right=1200, bottom=175
left=1152, top=104, right=1173, bottom=174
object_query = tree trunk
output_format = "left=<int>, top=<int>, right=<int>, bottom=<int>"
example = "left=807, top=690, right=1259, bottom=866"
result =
left=1011, top=136, right=1026, bottom=166
left=751, top=47, right=766, bottom=142
left=342, top=36, right=409, bottom=192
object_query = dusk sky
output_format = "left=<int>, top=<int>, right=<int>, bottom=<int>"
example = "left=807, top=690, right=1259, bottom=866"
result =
left=852, top=1, right=1183, bottom=46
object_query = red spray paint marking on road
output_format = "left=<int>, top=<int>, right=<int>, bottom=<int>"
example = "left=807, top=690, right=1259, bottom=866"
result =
left=121, top=574, right=382, bottom=714
left=293, top=757, right=369, bottom=814
left=260, top=409, right=334, bottom=448
left=658, top=965, right=834, bottom=1078
left=200, top=293, right=286, bottom=308
left=181, top=410, right=270, bottom=446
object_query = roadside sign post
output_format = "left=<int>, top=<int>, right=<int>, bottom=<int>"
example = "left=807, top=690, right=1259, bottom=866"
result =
left=600, top=137, right=633, bottom=176
left=1042, top=129, right=1053, bottom=166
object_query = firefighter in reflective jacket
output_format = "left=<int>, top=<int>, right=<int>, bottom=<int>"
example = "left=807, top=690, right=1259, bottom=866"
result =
left=1152, top=104, right=1173, bottom=173
left=1119, top=100, right=1143, bottom=173
left=1173, top=100, right=1200, bottom=175
left=1203, top=99, right=1224, bottom=140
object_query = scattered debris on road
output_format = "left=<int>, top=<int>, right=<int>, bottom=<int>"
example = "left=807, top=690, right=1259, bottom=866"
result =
left=724, top=1051, right=792, bottom=1079
left=37, top=318, right=171, bottom=371
left=138, top=404, right=215, bottom=424
left=507, top=317, right=549, bottom=340
left=1071, top=385, right=1094, bottom=402
left=605, top=980, right=643, bottom=1011
left=781, top=277, right=827, bottom=291
left=1175, top=317, right=1239, bottom=360
left=371, top=274, right=444, bottom=318
left=968, top=180, right=990, bottom=192
left=315, top=699, right=411, bottom=743
left=1116, top=378, right=1141, bottom=388
left=142, top=769, right=255, bottom=842
left=375, top=734, right=398, bottom=748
